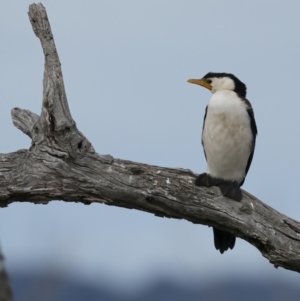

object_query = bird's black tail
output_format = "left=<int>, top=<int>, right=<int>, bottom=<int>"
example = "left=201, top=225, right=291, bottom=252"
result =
left=213, top=228, right=236, bottom=254
left=194, top=173, right=239, bottom=253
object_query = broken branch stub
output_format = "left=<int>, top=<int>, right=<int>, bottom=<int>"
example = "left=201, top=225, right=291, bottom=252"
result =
left=26, top=3, right=94, bottom=157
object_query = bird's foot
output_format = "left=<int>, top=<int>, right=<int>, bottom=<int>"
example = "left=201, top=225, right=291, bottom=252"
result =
left=218, top=181, right=242, bottom=202
left=195, top=174, right=242, bottom=201
left=195, top=173, right=219, bottom=187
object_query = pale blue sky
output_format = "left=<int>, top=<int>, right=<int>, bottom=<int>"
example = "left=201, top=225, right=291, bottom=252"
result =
left=1, top=0, right=300, bottom=290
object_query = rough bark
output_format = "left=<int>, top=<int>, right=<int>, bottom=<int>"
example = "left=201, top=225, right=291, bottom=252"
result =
left=1, top=3, right=300, bottom=277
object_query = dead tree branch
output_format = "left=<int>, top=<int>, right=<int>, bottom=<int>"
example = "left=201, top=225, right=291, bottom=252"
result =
left=1, top=3, right=300, bottom=275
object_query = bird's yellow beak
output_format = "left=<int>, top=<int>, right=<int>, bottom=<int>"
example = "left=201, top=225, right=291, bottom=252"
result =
left=187, top=78, right=212, bottom=90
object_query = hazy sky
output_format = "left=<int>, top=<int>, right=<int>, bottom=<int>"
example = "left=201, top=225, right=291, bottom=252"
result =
left=1, top=0, right=300, bottom=290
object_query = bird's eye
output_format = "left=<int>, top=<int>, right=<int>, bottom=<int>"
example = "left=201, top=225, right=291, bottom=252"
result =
left=206, top=79, right=212, bottom=84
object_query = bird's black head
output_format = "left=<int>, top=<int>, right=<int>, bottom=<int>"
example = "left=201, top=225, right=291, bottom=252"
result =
left=188, top=72, right=247, bottom=98
left=203, top=72, right=247, bottom=98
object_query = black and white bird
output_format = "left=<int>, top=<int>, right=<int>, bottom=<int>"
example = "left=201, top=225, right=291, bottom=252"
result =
left=188, top=72, right=257, bottom=254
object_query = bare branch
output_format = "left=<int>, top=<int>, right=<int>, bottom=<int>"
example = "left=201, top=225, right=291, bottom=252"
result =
left=27, top=3, right=94, bottom=156
left=1, top=2, right=300, bottom=278
left=11, top=107, right=39, bottom=138
left=1, top=148, right=300, bottom=273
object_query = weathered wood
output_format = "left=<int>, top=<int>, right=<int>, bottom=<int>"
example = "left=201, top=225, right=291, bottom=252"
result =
left=1, top=3, right=300, bottom=278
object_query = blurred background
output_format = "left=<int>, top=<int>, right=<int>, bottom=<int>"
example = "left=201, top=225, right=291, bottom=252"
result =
left=1, top=1, right=300, bottom=300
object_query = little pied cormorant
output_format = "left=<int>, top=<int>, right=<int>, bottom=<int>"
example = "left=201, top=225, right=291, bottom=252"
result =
left=188, top=72, right=257, bottom=254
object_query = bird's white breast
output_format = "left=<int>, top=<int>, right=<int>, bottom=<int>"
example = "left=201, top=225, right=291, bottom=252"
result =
left=202, top=90, right=253, bottom=183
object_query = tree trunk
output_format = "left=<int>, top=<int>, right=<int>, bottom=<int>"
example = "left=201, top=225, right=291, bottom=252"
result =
left=0, top=247, right=13, bottom=301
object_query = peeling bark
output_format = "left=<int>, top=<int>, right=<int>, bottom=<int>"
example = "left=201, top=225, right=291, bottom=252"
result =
left=1, top=3, right=300, bottom=278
